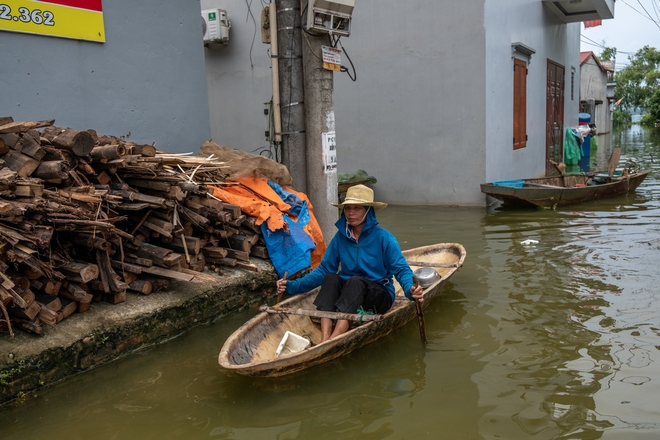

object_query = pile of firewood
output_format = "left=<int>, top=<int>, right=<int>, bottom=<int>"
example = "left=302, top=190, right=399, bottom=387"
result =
left=0, top=118, right=271, bottom=337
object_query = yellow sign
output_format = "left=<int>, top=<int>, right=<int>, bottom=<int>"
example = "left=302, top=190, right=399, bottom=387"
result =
left=0, top=0, right=105, bottom=42
left=322, top=46, right=341, bottom=71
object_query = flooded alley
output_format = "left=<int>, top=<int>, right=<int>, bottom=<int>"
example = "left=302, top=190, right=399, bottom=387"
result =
left=1, top=125, right=659, bottom=439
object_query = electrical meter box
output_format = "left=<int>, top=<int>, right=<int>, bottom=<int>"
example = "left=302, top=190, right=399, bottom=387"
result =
left=202, top=9, right=231, bottom=44
left=305, top=0, right=354, bottom=37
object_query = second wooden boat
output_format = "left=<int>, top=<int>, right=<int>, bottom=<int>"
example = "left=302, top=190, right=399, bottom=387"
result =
left=480, top=169, right=651, bottom=209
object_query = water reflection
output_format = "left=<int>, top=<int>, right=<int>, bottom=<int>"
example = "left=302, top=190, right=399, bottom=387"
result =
left=474, top=211, right=617, bottom=438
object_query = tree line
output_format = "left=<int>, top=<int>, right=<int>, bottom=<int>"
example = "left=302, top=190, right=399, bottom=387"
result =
left=601, top=45, right=660, bottom=128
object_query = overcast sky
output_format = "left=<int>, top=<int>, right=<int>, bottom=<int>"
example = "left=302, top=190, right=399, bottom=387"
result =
left=580, top=0, right=660, bottom=69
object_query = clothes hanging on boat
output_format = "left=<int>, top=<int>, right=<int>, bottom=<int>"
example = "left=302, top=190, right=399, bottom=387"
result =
left=564, top=128, right=583, bottom=165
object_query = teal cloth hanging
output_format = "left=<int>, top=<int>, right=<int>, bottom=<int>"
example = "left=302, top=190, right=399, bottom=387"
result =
left=564, top=128, right=583, bottom=165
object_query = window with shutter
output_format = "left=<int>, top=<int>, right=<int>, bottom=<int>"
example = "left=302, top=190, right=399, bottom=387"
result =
left=513, top=58, right=527, bottom=150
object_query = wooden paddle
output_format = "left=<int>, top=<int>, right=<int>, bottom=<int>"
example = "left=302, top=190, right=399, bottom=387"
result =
left=608, top=148, right=621, bottom=177
left=412, top=276, right=427, bottom=344
left=276, top=271, right=288, bottom=304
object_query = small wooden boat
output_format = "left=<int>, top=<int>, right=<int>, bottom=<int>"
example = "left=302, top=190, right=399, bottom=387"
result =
left=480, top=170, right=651, bottom=209
left=218, top=242, right=467, bottom=377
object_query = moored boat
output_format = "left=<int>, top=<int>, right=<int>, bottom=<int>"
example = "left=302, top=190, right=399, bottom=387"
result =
left=480, top=169, right=651, bottom=209
left=218, top=242, right=467, bottom=377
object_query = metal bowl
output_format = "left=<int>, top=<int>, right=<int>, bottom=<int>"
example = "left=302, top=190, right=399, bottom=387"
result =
left=413, top=267, right=441, bottom=288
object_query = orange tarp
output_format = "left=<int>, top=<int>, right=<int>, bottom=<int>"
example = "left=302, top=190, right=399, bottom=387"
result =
left=208, top=177, right=326, bottom=268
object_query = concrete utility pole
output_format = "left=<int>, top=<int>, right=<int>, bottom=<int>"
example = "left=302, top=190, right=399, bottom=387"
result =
left=276, top=0, right=307, bottom=193
left=302, top=32, right=338, bottom=242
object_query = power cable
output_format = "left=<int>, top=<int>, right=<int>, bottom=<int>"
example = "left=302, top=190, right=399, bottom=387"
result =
left=621, top=0, right=660, bottom=28
left=636, top=0, right=660, bottom=28
left=652, top=0, right=660, bottom=21
left=581, top=35, right=636, bottom=55
left=244, top=0, right=258, bottom=68
left=336, top=38, right=357, bottom=81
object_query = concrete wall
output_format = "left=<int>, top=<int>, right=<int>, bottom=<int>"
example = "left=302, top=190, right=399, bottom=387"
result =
left=333, top=1, right=487, bottom=206
left=580, top=55, right=610, bottom=134
left=485, top=0, right=581, bottom=183
left=0, top=0, right=211, bottom=152
left=200, top=0, right=580, bottom=205
left=201, top=0, right=274, bottom=156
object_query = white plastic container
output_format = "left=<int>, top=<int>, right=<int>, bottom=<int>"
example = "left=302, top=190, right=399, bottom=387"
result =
left=275, top=331, right=310, bottom=357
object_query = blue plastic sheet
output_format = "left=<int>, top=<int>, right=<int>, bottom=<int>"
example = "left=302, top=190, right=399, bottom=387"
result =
left=261, top=215, right=316, bottom=278
left=267, top=181, right=311, bottom=226
left=261, top=181, right=317, bottom=277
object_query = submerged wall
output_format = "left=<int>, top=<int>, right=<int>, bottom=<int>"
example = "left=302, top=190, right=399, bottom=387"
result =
left=0, top=263, right=276, bottom=406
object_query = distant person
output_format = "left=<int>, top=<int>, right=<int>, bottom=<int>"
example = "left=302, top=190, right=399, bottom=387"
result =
left=276, top=184, right=423, bottom=342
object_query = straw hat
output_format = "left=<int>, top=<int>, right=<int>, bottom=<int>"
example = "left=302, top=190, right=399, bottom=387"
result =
left=333, top=184, right=387, bottom=210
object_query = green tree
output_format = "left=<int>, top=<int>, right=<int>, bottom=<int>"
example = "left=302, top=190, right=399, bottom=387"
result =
left=600, top=46, right=617, bottom=61
left=642, top=88, right=660, bottom=126
left=613, top=46, right=660, bottom=127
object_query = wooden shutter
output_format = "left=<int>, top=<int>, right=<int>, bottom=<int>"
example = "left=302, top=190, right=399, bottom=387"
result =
left=513, top=58, right=527, bottom=150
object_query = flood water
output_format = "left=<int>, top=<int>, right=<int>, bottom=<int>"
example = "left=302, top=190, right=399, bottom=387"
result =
left=2, top=126, right=660, bottom=439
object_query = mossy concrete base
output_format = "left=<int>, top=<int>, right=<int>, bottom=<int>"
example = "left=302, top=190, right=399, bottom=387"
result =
left=0, top=259, right=277, bottom=405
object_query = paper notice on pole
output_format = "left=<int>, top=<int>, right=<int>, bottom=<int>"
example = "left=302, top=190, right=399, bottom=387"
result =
left=323, top=131, right=337, bottom=174
left=322, top=46, right=341, bottom=71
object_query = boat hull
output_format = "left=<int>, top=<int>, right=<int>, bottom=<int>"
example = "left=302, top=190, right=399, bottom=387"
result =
left=480, top=170, right=651, bottom=208
left=218, top=243, right=466, bottom=377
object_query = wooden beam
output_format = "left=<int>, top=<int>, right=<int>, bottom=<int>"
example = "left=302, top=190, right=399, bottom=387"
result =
left=259, top=306, right=384, bottom=322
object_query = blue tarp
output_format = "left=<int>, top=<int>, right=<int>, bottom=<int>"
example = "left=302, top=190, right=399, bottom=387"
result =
left=262, top=181, right=316, bottom=278
left=261, top=216, right=316, bottom=278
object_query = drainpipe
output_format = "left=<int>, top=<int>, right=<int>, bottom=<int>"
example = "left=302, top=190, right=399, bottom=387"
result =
left=269, top=4, right=282, bottom=143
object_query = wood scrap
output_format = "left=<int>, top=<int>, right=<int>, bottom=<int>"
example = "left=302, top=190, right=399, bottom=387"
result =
left=0, top=117, right=278, bottom=338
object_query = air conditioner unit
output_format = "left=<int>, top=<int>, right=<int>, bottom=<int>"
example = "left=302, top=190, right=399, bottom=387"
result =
left=305, top=0, right=353, bottom=37
left=202, top=9, right=231, bottom=44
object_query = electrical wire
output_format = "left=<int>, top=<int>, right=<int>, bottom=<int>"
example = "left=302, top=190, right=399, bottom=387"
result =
left=636, top=0, right=660, bottom=27
left=621, top=0, right=660, bottom=28
left=337, top=38, right=357, bottom=82
left=652, top=0, right=660, bottom=22
left=637, top=0, right=660, bottom=28
left=244, top=0, right=258, bottom=68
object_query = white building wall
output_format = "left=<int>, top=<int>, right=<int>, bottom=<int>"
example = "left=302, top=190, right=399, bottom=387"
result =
left=201, top=0, right=580, bottom=206
left=485, top=0, right=581, bottom=183
left=200, top=0, right=274, bottom=156
left=333, top=1, right=487, bottom=206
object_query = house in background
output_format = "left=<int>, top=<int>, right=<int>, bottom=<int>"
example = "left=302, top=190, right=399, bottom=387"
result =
left=202, top=0, right=615, bottom=205
left=580, top=51, right=614, bottom=134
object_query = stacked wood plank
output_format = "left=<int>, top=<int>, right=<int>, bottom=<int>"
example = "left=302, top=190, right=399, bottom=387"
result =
left=0, top=118, right=270, bottom=337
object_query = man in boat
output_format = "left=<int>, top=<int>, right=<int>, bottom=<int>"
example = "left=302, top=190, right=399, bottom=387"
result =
left=276, top=184, right=423, bottom=342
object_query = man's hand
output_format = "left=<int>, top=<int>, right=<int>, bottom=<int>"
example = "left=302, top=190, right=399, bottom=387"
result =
left=276, top=278, right=287, bottom=294
left=411, top=284, right=424, bottom=302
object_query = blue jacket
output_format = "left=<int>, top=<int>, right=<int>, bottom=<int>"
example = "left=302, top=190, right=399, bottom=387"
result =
left=286, top=208, right=415, bottom=301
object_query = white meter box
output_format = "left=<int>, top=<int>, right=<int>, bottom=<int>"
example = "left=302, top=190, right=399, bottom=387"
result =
left=305, top=0, right=354, bottom=37
left=202, top=9, right=231, bottom=44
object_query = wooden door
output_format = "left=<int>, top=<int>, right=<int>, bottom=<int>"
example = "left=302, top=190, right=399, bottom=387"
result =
left=546, top=60, right=565, bottom=175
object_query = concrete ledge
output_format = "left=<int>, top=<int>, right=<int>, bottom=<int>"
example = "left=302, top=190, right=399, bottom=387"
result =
left=0, top=259, right=277, bottom=405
